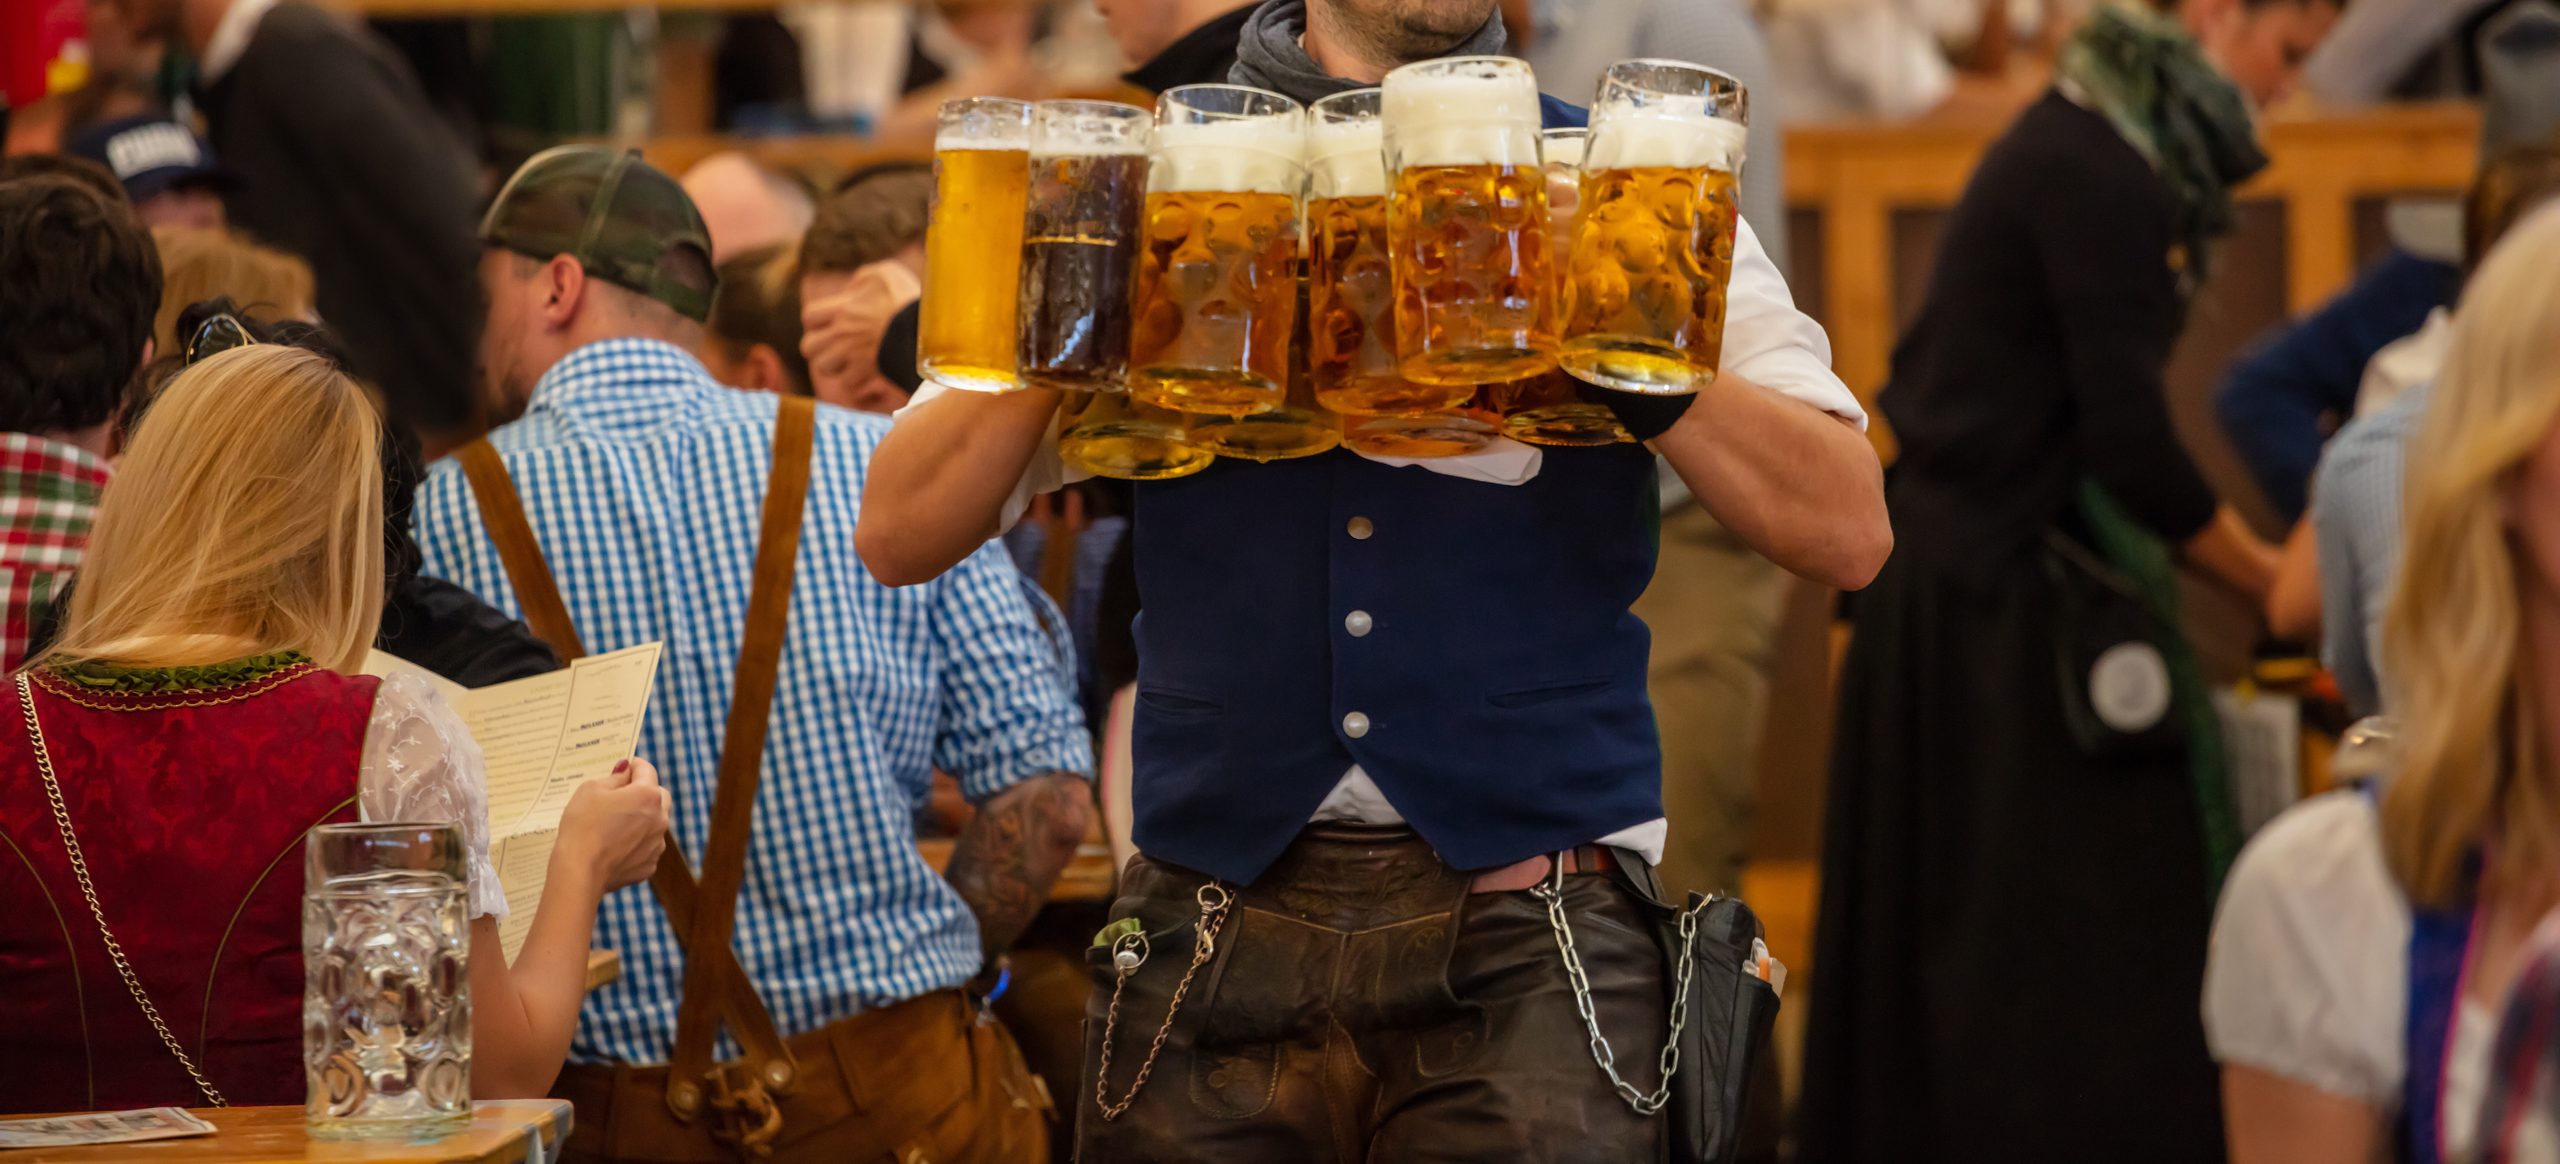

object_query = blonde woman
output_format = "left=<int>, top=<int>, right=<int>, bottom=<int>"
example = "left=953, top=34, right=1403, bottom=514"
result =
left=0, top=344, right=670, bottom=1113
left=2205, top=202, right=2560, bottom=1164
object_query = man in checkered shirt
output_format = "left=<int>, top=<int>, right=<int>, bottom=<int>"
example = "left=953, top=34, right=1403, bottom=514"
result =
left=410, top=147, right=1092, bottom=1163
left=0, top=168, right=162, bottom=671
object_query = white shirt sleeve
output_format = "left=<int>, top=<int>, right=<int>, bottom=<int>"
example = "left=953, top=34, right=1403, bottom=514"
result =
left=1721, top=215, right=1870, bottom=431
left=2203, top=791, right=2408, bottom=1104
left=357, top=668, right=508, bottom=921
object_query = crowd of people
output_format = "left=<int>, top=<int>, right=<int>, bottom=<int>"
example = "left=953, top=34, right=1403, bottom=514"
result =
left=10, top=0, right=2560, bottom=1161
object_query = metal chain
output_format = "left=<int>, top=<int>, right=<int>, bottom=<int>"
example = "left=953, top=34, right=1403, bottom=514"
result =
left=18, top=676, right=229, bottom=1107
left=1093, top=882, right=1232, bottom=1121
left=1529, top=865, right=1702, bottom=1117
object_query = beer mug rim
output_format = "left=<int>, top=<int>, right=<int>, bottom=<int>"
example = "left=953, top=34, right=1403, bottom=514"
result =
left=1540, top=127, right=1588, bottom=171
left=1309, top=87, right=1383, bottom=124
left=1382, top=54, right=1535, bottom=83
left=1157, top=83, right=1304, bottom=123
left=1595, top=58, right=1749, bottom=124
left=1029, top=99, right=1154, bottom=156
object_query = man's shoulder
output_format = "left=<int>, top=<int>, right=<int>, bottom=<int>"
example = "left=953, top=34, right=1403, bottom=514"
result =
left=1538, top=94, right=1589, bottom=131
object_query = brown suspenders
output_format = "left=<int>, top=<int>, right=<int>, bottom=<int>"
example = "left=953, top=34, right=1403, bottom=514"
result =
left=455, top=394, right=817, bottom=1141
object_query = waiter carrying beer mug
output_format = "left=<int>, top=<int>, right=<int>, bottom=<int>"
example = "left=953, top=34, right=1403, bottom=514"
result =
left=861, top=0, right=1890, bottom=1157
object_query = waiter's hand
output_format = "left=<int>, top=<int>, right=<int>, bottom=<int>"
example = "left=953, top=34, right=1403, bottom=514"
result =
left=802, top=259, right=924, bottom=415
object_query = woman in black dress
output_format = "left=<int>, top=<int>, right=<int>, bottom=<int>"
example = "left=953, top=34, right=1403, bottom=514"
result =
left=1798, top=1, right=2341, bottom=1160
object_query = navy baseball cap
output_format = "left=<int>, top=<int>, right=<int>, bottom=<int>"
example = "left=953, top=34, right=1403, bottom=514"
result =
left=64, top=115, right=231, bottom=203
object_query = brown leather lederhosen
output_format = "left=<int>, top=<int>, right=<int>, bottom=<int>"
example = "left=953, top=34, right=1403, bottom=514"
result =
left=457, top=396, right=1046, bottom=1163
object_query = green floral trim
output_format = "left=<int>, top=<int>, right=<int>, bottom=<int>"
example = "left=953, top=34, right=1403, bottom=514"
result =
left=48, top=651, right=314, bottom=695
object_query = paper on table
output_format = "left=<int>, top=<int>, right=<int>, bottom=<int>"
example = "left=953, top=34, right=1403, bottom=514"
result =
left=363, top=642, right=664, bottom=963
left=0, top=1107, right=216, bottom=1148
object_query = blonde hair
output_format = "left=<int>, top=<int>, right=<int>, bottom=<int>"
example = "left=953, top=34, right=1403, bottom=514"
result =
left=149, top=227, right=315, bottom=360
left=2380, top=202, right=2560, bottom=909
left=39, top=344, right=385, bottom=674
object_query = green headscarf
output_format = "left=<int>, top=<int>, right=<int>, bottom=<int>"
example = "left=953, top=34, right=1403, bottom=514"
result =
left=2057, top=2, right=2269, bottom=286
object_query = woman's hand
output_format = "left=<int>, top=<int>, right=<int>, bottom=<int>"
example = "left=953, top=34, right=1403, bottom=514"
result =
left=556, top=758, right=670, bottom=893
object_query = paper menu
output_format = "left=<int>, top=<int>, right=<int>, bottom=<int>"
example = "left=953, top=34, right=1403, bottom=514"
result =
left=364, top=642, right=664, bottom=961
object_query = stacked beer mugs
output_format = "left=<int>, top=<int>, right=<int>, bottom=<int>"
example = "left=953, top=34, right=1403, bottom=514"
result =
left=914, top=56, right=1750, bottom=480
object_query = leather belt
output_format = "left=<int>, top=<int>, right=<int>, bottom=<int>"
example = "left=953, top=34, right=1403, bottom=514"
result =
left=1468, top=845, right=1622, bottom=894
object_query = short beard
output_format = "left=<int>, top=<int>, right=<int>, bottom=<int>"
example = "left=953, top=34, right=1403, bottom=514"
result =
left=1324, top=0, right=1491, bottom=72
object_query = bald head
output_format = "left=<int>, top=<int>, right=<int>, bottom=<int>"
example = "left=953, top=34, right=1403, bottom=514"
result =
left=680, top=153, right=817, bottom=265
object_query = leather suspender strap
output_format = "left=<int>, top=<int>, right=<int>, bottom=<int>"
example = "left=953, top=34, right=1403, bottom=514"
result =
left=454, top=441, right=588, bottom=662
left=665, top=394, right=816, bottom=1104
left=453, top=425, right=800, bottom=1103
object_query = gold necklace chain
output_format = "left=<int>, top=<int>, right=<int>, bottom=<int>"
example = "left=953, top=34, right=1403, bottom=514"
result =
left=17, top=676, right=229, bottom=1107
left=32, top=665, right=313, bottom=713
left=1093, top=882, right=1232, bottom=1121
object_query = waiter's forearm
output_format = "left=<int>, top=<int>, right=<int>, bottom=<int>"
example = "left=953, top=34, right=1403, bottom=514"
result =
left=856, top=387, right=1061, bottom=586
left=1654, top=371, right=1891, bottom=590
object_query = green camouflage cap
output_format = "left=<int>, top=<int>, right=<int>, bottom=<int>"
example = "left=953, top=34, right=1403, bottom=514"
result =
left=480, top=145, right=717, bottom=322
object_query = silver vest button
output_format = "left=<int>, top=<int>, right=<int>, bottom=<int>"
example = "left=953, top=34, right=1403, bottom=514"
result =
left=1345, top=610, right=1373, bottom=637
left=1343, top=711, right=1371, bottom=739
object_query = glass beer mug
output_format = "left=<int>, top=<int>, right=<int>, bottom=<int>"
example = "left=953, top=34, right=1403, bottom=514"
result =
left=1190, top=271, right=1343, bottom=462
left=1130, top=84, right=1306, bottom=417
left=918, top=97, right=1032, bottom=392
left=304, top=823, right=471, bottom=1140
left=1307, top=88, right=1473, bottom=418
left=1058, top=390, right=1215, bottom=480
left=1018, top=100, right=1152, bottom=393
left=1382, top=56, right=1559, bottom=387
left=1496, top=128, right=1631, bottom=446
left=1558, top=60, right=1748, bottom=396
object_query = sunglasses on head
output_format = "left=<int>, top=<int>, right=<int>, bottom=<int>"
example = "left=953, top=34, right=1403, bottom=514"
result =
left=183, top=312, right=256, bottom=366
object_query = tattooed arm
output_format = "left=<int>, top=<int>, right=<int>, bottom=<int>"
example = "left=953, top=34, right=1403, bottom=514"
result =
left=943, top=772, right=1094, bottom=958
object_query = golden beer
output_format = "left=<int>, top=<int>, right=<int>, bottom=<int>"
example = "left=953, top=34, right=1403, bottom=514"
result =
left=1129, top=86, right=1304, bottom=417
left=1306, top=89, right=1473, bottom=417
left=1059, top=390, right=1214, bottom=480
left=919, top=98, right=1032, bottom=393
left=1191, top=271, right=1341, bottom=461
left=1382, top=57, right=1558, bottom=388
left=1558, top=61, right=1749, bottom=396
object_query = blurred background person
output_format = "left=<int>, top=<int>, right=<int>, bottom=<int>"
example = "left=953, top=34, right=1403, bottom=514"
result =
left=146, top=225, right=309, bottom=366
left=2206, top=202, right=2560, bottom=1164
left=87, top=0, right=485, bottom=452
left=700, top=243, right=813, bottom=396
left=1801, top=0, right=2339, bottom=1159
left=678, top=150, right=816, bottom=264
left=1097, top=0, right=1258, bottom=90
left=798, top=162, right=931, bottom=414
left=61, top=113, right=227, bottom=230
left=0, top=174, right=156, bottom=673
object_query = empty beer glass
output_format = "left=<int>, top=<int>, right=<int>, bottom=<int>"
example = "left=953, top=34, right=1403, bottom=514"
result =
left=1382, top=56, right=1558, bottom=387
left=1130, top=85, right=1305, bottom=417
left=1191, top=272, right=1343, bottom=462
left=1496, top=128, right=1631, bottom=445
left=1059, top=390, right=1215, bottom=480
left=1018, top=101, right=1152, bottom=392
left=304, top=823, right=471, bottom=1140
left=1307, top=89, right=1473, bottom=418
left=1558, top=60, right=1748, bottom=395
left=919, top=97, right=1032, bottom=392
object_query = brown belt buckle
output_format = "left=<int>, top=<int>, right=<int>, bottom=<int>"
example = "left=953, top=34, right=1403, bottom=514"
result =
left=696, top=1059, right=791, bottom=1160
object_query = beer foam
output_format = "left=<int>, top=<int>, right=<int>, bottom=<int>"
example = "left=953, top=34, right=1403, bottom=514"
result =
left=1542, top=133, right=1586, bottom=170
left=1149, top=118, right=1305, bottom=194
left=1307, top=118, right=1388, bottom=199
left=1030, top=104, right=1152, bottom=158
left=1583, top=114, right=1746, bottom=173
left=1380, top=66, right=1543, bottom=169
left=936, top=128, right=1028, bottom=151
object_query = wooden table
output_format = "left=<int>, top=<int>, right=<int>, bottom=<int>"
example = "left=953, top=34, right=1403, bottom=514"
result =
left=583, top=949, right=620, bottom=992
left=914, top=840, right=1118, bottom=903
left=2, top=1101, right=569, bottom=1163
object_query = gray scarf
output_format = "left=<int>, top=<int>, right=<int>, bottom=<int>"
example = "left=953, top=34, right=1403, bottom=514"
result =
left=1227, top=0, right=1509, bottom=105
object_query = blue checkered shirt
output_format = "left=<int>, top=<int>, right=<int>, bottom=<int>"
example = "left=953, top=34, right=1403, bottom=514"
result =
left=411, top=339, right=1094, bottom=1065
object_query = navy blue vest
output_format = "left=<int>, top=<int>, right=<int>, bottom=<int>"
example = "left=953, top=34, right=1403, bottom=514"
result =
left=1128, top=97, right=1667, bottom=885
